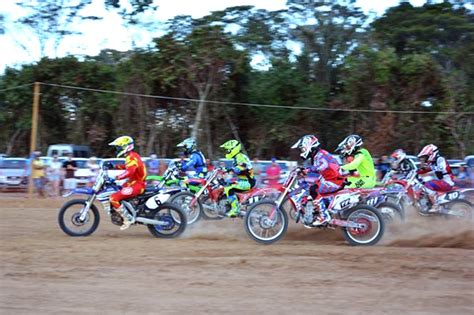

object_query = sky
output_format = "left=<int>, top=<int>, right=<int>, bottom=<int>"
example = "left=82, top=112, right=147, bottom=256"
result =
left=0, top=0, right=433, bottom=74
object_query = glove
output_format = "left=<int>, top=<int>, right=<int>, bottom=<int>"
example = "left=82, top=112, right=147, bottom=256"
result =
left=174, top=160, right=182, bottom=169
left=103, top=162, right=114, bottom=170
left=339, top=168, right=350, bottom=176
left=218, top=165, right=228, bottom=172
left=296, top=167, right=307, bottom=175
left=104, top=176, right=116, bottom=185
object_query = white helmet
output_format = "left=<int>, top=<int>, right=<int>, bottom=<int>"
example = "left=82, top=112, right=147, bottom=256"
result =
left=417, top=144, right=438, bottom=164
left=336, top=135, right=363, bottom=157
left=291, top=135, right=321, bottom=160
left=390, top=149, right=406, bottom=169
left=177, top=138, right=197, bottom=155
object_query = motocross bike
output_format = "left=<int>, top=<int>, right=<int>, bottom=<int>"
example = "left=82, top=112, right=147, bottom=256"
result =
left=145, top=162, right=203, bottom=224
left=283, top=175, right=404, bottom=224
left=58, top=164, right=187, bottom=238
left=384, top=171, right=473, bottom=219
left=146, top=162, right=201, bottom=194
left=169, top=167, right=280, bottom=220
left=244, top=169, right=385, bottom=246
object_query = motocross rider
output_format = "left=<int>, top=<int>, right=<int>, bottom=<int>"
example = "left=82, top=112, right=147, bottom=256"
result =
left=291, top=135, right=344, bottom=226
left=176, top=137, right=208, bottom=177
left=416, top=144, right=455, bottom=213
left=108, top=136, right=147, bottom=230
left=219, top=140, right=256, bottom=217
left=383, top=149, right=418, bottom=182
left=337, top=135, right=376, bottom=188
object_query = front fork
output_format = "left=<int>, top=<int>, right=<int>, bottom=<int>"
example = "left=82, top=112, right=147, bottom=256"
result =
left=268, top=176, right=296, bottom=220
left=79, top=194, right=96, bottom=221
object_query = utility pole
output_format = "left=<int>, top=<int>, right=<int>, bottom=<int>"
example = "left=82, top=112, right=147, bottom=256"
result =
left=28, top=82, right=40, bottom=198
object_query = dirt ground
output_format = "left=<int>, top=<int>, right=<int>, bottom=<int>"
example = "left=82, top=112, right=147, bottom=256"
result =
left=0, top=196, right=473, bottom=314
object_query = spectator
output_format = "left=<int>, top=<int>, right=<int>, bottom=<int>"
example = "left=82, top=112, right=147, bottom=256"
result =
left=47, top=155, right=62, bottom=197
left=206, top=158, right=215, bottom=172
left=147, top=154, right=160, bottom=176
left=23, top=152, right=33, bottom=179
left=469, top=166, right=474, bottom=188
left=455, top=165, right=472, bottom=188
left=265, top=157, right=282, bottom=189
left=87, top=157, right=100, bottom=188
left=62, top=153, right=77, bottom=191
left=31, top=152, right=45, bottom=197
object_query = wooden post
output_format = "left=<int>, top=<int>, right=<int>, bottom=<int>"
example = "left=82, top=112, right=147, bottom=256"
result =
left=28, top=82, right=40, bottom=198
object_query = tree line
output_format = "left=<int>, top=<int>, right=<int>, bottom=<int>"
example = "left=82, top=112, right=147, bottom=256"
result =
left=0, top=0, right=473, bottom=159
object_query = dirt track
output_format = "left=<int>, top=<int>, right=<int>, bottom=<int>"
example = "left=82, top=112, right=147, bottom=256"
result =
left=0, top=197, right=473, bottom=314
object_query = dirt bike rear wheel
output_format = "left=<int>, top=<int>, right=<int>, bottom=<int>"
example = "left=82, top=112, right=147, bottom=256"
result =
left=341, top=205, right=384, bottom=246
left=244, top=200, right=288, bottom=245
left=147, top=203, right=187, bottom=238
left=168, top=191, right=202, bottom=224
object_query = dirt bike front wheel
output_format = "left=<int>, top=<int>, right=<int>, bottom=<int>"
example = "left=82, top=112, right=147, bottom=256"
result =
left=444, top=199, right=473, bottom=220
left=341, top=205, right=385, bottom=246
left=244, top=200, right=288, bottom=245
left=58, top=199, right=100, bottom=237
left=199, top=195, right=225, bottom=220
left=377, top=201, right=404, bottom=224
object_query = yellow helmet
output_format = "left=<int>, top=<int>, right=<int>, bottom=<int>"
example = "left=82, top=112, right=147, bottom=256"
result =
left=220, top=140, right=241, bottom=159
left=109, top=136, right=134, bottom=157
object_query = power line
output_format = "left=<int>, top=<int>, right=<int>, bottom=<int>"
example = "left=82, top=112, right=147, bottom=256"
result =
left=0, top=82, right=34, bottom=93
left=9, top=81, right=474, bottom=115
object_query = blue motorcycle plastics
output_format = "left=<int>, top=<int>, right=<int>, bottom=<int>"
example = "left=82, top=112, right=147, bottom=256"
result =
left=71, top=187, right=95, bottom=195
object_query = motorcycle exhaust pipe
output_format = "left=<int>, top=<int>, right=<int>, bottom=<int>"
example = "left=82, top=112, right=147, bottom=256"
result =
left=135, top=217, right=171, bottom=226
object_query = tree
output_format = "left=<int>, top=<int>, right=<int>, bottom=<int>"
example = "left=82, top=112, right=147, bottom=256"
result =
left=15, top=0, right=100, bottom=58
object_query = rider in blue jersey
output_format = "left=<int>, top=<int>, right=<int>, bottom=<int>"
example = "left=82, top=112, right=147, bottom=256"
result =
left=177, top=138, right=208, bottom=177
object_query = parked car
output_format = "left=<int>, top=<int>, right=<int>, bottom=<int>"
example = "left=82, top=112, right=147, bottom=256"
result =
left=464, top=155, right=474, bottom=168
left=0, top=158, right=28, bottom=189
left=447, top=159, right=463, bottom=165
left=47, top=144, right=91, bottom=158
left=73, top=158, right=95, bottom=187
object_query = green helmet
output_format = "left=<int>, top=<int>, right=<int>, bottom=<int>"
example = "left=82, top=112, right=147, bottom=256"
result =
left=220, top=140, right=241, bottom=159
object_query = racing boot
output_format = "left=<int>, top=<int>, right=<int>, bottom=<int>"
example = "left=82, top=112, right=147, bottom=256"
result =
left=118, top=205, right=135, bottom=230
left=423, top=189, right=439, bottom=214
left=312, top=198, right=331, bottom=226
left=226, top=195, right=240, bottom=218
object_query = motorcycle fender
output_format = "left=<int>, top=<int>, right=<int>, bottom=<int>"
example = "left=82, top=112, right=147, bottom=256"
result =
left=366, top=195, right=386, bottom=207
left=145, top=193, right=171, bottom=209
left=437, top=191, right=460, bottom=204
left=71, top=187, right=94, bottom=195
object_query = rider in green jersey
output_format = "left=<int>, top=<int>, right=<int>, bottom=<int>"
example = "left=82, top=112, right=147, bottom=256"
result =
left=219, top=140, right=256, bottom=217
left=336, top=135, right=376, bottom=188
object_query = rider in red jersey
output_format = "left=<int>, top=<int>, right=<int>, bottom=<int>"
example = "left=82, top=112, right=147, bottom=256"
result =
left=108, top=136, right=147, bottom=230
left=417, top=144, right=454, bottom=213
left=291, top=135, right=344, bottom=225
